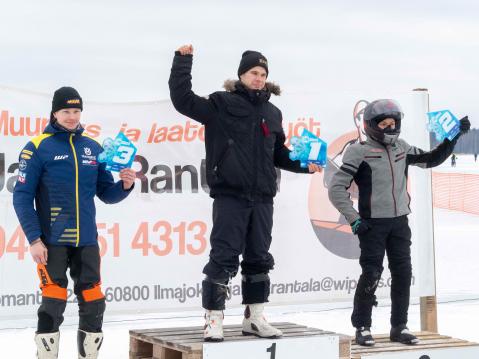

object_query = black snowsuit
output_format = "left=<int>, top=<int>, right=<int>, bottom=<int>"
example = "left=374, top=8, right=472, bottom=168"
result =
left=169, top=52, right=308, bottom=309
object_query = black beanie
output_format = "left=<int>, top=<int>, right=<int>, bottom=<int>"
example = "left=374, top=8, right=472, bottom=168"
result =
left=51, top=87, right=83, bottom=118
left=237, top=50, right=268, bottom=78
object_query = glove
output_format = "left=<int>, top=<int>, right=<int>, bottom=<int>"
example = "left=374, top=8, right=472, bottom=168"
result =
left=351, top=218, right=370, bottom=235
left=459, top=116, right=471, bottom=134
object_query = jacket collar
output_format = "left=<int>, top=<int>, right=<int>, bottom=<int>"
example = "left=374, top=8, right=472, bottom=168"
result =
left=365, top=134, right=398, bottom=149
left=44, top=122, right=84, bottom=135
left=223, top=79, right=281, bottom=105
left=236, top=82, right=271, bottom=104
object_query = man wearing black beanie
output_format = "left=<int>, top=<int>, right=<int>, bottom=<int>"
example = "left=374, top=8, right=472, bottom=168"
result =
left=169, top=45, right=322, bottom=342
left=50, top=86, right=83, bottom=125
left=237, top=50, right=269, bottom=78
left=13, top=86, right=136, bottom=359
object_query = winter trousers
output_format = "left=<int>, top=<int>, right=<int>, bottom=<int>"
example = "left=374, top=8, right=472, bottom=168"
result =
left=351, top=215, right=412, bottom=328
left=202, top=195, right=275, bottom=310
left=36, top=244, right=105, bottom=333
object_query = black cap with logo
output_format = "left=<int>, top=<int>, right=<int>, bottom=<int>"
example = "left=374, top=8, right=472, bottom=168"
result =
left=50, top=86, right=83, bottom=122
left=237, top=50, right=268, bottom=78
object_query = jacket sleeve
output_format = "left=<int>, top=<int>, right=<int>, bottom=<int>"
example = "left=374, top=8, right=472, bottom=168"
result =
left=404, top=136, right=458, bottom=168
left=12, top=142, right=43, bottom=244
left=273, top=112, right=310, bottom=173
left=168, top=52, right=218, bottom=124
left=96, top=163, right=134, bottom=204
left=327, top=145, right=363, bottom=224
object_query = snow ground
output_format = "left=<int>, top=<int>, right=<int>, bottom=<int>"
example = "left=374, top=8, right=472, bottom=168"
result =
left=1, top=297, right=478, bottom=358
left=433, top=153, right=479, bottom=174
left=1, top=157, right=478, bottom=358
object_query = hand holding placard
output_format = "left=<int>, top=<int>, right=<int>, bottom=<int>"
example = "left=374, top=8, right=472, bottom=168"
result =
left=98, top=132, right=137, bottom=172
left=289, top=129, right=328, bottom=168
left=427, top=110, right=461, bottom=141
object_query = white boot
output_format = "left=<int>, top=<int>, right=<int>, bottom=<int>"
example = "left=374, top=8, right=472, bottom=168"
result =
left=77, top=330, right=103, bottom=359
left=204, top=310, right=224, bottom=342
left=35, top=332, right=60, bottom=359
left=242, top=303, right=283, bottom=338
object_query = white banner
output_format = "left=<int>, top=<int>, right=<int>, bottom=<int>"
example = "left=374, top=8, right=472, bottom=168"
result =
left=0, top=86, right=434, bottom=321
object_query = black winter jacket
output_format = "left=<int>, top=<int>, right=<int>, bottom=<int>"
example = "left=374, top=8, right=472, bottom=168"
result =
left=168, top=52, right=308, bottom=200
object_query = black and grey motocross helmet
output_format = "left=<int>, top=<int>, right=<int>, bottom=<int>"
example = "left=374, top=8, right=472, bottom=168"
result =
left=363, top=99, right=403, bottom=145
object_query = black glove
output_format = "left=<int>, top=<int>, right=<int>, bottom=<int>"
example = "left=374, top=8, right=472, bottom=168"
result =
left=459, top=116, right=471, bottom=134
left=351, top=218, right=370, bottom=235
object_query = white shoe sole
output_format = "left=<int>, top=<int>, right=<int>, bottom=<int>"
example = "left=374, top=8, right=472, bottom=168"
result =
left=242, top=330, right=282, bottom=339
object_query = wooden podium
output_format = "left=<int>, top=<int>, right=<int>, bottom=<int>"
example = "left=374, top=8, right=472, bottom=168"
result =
left=130, top=322, right=479, bottom=359
left=129, top=322, right=351, bottom=359
left=351, top=331, right=479, bottom=358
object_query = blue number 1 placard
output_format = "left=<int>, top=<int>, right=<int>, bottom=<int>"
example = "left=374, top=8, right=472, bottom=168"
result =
left=289, top=129, right=328, bottom=168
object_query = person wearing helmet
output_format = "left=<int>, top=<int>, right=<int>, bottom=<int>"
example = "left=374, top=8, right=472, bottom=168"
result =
left=328, top=99, right=470, bottom=346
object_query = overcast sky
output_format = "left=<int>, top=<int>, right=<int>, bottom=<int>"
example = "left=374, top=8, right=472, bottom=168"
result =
left=1, top=0, right=478, bottom=124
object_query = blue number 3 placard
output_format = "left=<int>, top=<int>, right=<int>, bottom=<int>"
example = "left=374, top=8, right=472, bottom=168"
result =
left=98, top=132, right=138, bottom=172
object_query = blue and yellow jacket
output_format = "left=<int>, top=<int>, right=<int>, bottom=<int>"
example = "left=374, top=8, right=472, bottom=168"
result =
left=13, top=123, right=133, bottom=247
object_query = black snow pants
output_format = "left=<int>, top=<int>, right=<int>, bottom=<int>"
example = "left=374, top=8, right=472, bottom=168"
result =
left=36, top=244, right=105, bottom=333
left=202, top=195, right=275, bottom=310
left=351, top=215, right=412, bottom=328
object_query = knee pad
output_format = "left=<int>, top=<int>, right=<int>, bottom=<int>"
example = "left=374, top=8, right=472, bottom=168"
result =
left=241, top=273, right=270, bottom=305
left=37, top=298, right=67, bottom=333
left=203, top=260, right=239, bottom=280
left=81, top=283, right=105, bottom=303
left=241, top=254, right=275, bottom=275
left=78, top=300, right=106, bottom=332
left=360, top=270, right=382, bottom=295
left=390, top=260, right=412, bottom=277
left=37, top=265, right=68, bottom=301
left=202, top=277, right=230, bottom=310
left=390, top=266, right=412, bottom=290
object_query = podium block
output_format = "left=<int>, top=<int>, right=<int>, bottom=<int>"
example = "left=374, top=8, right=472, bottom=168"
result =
left=351, top=331, right=479, bottom=358
left=129, top=322, right=351, bottom=359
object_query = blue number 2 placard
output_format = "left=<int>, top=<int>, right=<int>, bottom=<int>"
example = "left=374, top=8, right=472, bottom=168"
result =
left=427, top=109, right=460, bottom=142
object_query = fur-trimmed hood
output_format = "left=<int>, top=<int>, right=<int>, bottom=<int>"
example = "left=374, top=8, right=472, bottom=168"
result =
left=223, top=79, right=281, bottom=96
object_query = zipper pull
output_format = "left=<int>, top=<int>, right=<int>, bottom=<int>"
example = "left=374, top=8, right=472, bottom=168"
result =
left=261, top=118, right=270, bottom=137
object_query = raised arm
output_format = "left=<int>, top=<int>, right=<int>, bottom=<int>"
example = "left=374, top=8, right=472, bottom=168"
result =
left=406, top=116, right=470, bottom=168
left=168, top=44, right=218, bottom=124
